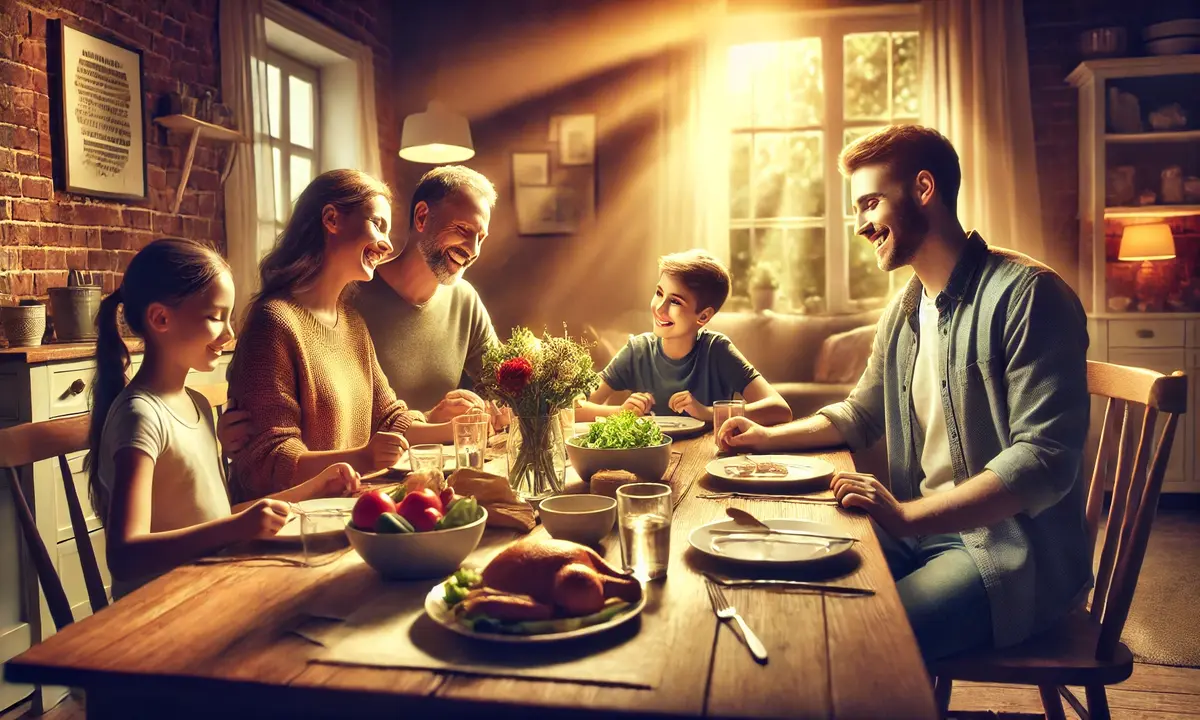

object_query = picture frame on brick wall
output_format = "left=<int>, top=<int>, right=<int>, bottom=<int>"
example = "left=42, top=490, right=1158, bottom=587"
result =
left=46, top=20, right=147, bottom=202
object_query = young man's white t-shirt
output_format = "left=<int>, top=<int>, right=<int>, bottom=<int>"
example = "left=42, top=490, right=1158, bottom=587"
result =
left=97, top=386, right=231, bottom=598
left=911, top=291, right=956, bottom=496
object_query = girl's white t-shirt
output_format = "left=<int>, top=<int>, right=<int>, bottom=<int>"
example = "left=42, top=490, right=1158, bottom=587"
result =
left=97, top=385, right=232, bottom=598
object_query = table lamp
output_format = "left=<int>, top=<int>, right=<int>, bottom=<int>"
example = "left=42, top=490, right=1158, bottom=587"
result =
left=1118, top=222, right=1176, bottom=310
left=399, top=101, right=475, bottom=164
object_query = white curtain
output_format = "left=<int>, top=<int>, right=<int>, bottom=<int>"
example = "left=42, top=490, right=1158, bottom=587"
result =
left=220, top=0, right=276, bottom=313
left=920, top=0, right=1046, bottom=263
left=657, top=1, right=728, bottom=276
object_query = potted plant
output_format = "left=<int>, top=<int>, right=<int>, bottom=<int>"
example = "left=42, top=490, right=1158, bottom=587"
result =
left=749, top=262, right=781, bottom=313
left=1, top=299, right=47, bottom=348
left=476, top=327, right=601, bottom=501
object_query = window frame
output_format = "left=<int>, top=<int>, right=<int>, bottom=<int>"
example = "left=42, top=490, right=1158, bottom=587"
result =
left=265, top=48, right=321, bottom=234
left=725, top=6, right=921, bottom=315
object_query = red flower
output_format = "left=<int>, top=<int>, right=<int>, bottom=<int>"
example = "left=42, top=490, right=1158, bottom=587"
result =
left=496, top=357, right=533, bottom=396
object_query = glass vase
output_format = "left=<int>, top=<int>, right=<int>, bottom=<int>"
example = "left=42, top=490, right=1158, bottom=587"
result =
left=507, top=414, right=567, bottom=501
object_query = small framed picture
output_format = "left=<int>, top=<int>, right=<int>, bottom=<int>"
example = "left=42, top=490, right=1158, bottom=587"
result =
left=512, top=152, right=549, bottom=187
left=47, top=20, right=147, bottom=201
left=553, top=114, right=595, bottom=166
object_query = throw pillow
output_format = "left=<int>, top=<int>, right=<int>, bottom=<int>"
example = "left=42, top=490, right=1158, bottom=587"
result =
left=813, top=325, right=876, bottom=384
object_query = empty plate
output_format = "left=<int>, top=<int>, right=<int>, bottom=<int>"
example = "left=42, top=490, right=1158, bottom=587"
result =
left=689, top=518, right=854, bottom=565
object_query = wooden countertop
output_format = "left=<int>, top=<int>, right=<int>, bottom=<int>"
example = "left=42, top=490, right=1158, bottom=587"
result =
left=0, top=339, right=235, bottom=364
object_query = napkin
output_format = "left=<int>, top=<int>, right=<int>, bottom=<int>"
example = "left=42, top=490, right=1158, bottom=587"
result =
left=449, top=469, right=536, bottom=533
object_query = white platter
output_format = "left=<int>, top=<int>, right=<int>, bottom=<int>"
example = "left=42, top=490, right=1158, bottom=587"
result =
left=688, top=518, right=855, bottom=565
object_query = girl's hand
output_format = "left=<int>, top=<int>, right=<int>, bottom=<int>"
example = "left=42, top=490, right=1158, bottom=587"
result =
left=301, top=462, right=361, bottom=499
left=238, top=499, right=290, bottom=539
left=361, top=431, right=409, bottom=471
left=668, top=391, right=713, bottom=421
left=621, top=392, right=654, bottom=416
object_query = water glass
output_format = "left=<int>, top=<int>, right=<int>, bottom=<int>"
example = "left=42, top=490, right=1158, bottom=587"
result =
left=299, top=509, right=350, bottom=566
left=452, top=415, right=490, bottom=471
left=616, top=482, right=672, bottom=581
left=712, top=399, right=746, bottom=448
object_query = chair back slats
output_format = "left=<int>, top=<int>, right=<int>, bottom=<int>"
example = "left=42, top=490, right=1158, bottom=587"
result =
left=1081, top=362, right=1187, bottom=662
left=0, top=415, right=108, bottom=631
left=6, top=466, right=75, bottom=631
left=58, top=453, right=108, bottom=614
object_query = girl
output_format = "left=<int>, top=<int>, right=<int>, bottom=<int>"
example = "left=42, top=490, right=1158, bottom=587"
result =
left=228, top=169, right=440, bottom=502
left=88, top=238, right=359, bottom=599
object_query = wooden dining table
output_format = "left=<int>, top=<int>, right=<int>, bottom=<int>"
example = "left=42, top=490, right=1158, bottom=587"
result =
left=5, top=434, right=937, bottom=719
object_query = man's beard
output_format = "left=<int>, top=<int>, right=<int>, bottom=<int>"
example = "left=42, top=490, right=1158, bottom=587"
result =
left=878, top=193, right=928, bottom=272
left=418, top=234, right=464, bottom=285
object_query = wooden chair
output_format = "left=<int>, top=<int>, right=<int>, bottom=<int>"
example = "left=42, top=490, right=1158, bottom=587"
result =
left=0, top=415, right=108, bottom=632
left=930, top=361, right=1187, bottom=720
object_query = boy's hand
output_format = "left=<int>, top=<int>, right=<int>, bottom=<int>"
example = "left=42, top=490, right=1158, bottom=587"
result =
left=668, top=391, right=712, bottom=422
left=621, top=392, right=654, bottom=416
left=831, top=472, right=909, bottom=538
left=301, top=462, right=361, bottom=499
left=427, top=389, right=487, bottom=424
left=237, top=498, right=290, bottom=539
left=717, top=416, right=770, bottom=452
left=216, top=398, right=252, bottom=458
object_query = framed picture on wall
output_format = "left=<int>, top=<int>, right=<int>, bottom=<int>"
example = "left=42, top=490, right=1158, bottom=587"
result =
left=552, top=114, right=595, bottom=166
left=512, top=152, right=549, bottom=187
left=47, top=20, right=147, bottom=201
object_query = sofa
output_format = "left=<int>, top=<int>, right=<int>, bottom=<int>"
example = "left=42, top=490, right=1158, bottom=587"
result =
left=586, top=309, right=890, bottom=482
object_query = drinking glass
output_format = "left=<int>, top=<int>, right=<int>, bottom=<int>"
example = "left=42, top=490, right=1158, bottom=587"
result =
left=712, top=399, right=746, bottom=448
left=559, top=405, right=576, bottom=460
left=452, top=415, right=490, bottom=471
left=299, top=509, right=351, bottom=566
left=616, top=482, right=672, bottom=581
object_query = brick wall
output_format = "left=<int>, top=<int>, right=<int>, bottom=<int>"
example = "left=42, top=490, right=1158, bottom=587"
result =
left=0, top=0, right=394, bottom=344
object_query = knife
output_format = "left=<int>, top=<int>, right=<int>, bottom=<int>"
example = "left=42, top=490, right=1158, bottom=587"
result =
left=705, top=574, right=874, bottom=596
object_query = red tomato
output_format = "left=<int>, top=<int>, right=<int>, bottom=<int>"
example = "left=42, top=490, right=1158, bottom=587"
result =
left=439, top=487, right=459, bottom=509
left=352, top=490, right=397, bottom=530
left=411, top=506, right=443, bottom=532
left=397, top=488, right=444, bottom=531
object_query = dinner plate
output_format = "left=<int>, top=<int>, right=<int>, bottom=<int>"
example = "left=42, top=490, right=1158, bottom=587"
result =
left=572, top=415, right=706, bottom=439
left=424, top=581, right=647, bottom=643
left=688, top=518, right=855, bottom=565
left=392, top=444, right=458, bottom=474
left=705, top=454, right=836, bottom=484
left=268, top=497, right=355, bottom=541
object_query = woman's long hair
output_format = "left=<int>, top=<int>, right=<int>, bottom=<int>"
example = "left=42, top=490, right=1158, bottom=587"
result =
left=86, top=238, right=229, bottom=520
left=254, top=168, right=392, bottom=305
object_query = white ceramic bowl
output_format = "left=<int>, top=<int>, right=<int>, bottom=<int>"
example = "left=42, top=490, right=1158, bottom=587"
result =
left=565, top=435, right=673, bottom=482
left=538, top=494, right=617, bottom=545
left=345, top=508, right=487, bottom=580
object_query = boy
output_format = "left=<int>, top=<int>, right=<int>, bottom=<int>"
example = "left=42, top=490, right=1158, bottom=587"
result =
left=575, top=249, right=792, bottom=426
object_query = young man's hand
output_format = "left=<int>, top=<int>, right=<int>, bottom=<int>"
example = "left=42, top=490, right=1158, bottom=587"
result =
left=216, top=398, right=252, bottom=458
left=717, top=416, right=770, bottom=451
left=620, top=392, right=654, bottom=416
left=427, top=389, right=487, bottom=424
left=831, top=472, right=910, bottom=537
left=668, top=391, right=712, bottom=422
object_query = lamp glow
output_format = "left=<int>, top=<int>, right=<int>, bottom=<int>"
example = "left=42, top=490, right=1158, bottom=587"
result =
left=1118, top=223, right=1176, bottom=261
left=399, top=101, right=475, bottom=164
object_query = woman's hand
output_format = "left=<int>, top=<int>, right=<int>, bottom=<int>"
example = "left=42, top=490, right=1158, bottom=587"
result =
left=236, top=499, right=291, bottom=539
left=620, top=392, right=654, bottom=416
left=216, top=398, right=252, bottom=458
left=360, top=431, right=409, bottom=471
left=427, top=389, right=487, bottom=424
left=298, top=462, right=361, bottom=499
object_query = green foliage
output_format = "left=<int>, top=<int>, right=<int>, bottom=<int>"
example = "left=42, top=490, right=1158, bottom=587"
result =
left=477, top=326, right=600, bottom=417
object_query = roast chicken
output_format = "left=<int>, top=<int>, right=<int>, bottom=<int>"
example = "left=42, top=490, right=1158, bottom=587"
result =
left=458, top=539, right=642, bottom=621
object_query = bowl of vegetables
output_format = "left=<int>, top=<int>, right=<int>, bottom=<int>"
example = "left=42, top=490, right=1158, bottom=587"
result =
left=345, top=485, right=488, bottom=580
left=565, top=410, right=673, bottom=482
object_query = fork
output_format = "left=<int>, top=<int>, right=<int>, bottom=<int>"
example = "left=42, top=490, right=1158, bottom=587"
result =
left=706, top=579, right=768, bottom=664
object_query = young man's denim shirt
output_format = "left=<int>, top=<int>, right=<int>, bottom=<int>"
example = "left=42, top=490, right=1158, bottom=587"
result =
left=819, top=233, right=1094, bottom=648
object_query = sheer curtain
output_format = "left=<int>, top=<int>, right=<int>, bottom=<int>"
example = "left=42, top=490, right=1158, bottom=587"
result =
left=220, top=0, right=277, bottom=313
left=920, top=0, right=1046, bottom=263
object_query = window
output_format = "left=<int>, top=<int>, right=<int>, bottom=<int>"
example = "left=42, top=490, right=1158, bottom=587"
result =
left=727, top=14, right=920, bottom=314
left=265, top=50, right=320, bottom=235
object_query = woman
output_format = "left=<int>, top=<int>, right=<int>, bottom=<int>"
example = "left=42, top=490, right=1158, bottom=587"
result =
left=227, top=169, right=418, bottom=501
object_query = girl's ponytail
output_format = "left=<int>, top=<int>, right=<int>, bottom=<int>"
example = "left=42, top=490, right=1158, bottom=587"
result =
left=86, top=286, right=129, bottom=520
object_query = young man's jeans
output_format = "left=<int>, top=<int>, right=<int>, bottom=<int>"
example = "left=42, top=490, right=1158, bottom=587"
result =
left=875, top=522, right=994, bottom=662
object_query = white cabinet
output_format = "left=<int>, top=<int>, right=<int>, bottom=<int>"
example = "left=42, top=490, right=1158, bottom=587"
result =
left=0, top=347, right=230, bottom=713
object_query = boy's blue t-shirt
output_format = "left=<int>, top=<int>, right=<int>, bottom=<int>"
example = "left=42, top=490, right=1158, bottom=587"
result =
left=599, top=329, right=760, bottom=415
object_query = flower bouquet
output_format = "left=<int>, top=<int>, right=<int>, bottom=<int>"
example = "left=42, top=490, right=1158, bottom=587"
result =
left=477, top=327, right=600, bottom=500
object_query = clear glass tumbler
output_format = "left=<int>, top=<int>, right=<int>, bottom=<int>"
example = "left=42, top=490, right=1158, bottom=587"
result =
left=299, top=509, right=351, bottom=566
left=616, top=482, right=672, bottom=581
left=712, top=399, right=746, bottom=448
left=452, top=415, right=490, bottom=471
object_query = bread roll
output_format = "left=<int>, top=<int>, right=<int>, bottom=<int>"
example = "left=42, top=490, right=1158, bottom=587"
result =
left=590, top=469, right=638, bottom=498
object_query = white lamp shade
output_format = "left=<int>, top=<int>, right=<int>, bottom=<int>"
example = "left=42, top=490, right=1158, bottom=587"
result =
left=399, top=101, right=475, bottom=164
left=1118, top=223, right=1176, bottom=261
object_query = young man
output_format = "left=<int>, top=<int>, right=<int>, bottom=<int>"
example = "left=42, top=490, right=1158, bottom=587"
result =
left=718, top=125, right=1093, bottom=661
left=576, top=249, right=792, bottom=426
